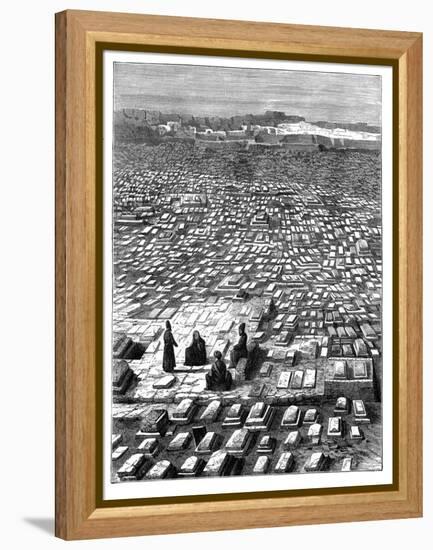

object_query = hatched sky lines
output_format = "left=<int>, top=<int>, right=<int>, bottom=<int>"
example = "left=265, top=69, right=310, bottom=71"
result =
left=114, top=62, right=382, bottom=126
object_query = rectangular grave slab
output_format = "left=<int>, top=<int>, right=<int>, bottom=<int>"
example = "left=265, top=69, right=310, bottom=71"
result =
left=253, top=455, right=270, bottom=474
left=112, top=445, right=128, bottom=461
left=334, top=396, right=349, bottom=415
left=112, top=434, right=122, bottom=450
left=259, top=363, right=273, bottom=377
left=274, top=452, right=294, bottom=473
left=137, top=437, right=159, bottom=457
left=353, top=399, right=370, bottom=422
left=138, top=408, right=169, bottom=437
left=171, top=398, right=196, bottom=424
left=224, top=428, right=253, bottom=455
left=334, top=360, right=347, bottom=379
left=350, top=425, right=363, bottom=439
left=308, top=423, right=323, bottom=444
left=341, top=457, right=353, bottom=471
left=282, top=430, right=301, bottom=449
left=248, top=383, right=265, bottom=398
left=327, top=417, right=342, bottom=437
left=118, top=453, right=147, bottom=480
left=178, top=456, right=205, bottom=477
left=199, top=400, right=222, bottom=423
left=153, top=374, right=176, bottom=389
left=145, top=460, right=174, bottom=480
left=203, top=451, right=232, bottom=476
left=195, top=432, right=219, bottom=454
left=304, top=452, right=326, bottom=472
left=290, top=370, right=304, bottom=389
left=303, top=368, right=316, bottom=389
left=167, top=431, right=192, bottom=452
left=281, top=406, right=301, bottom=428
left=257, top=435, right=276, bottom=454
left=245, top=402, right=275, bottom=431
left=303, top=408, right=319, bottom=424
left=222, top=404, right=245, bottom=428
left=353, top=361, right=368, bottom=379
left=277, top=371, right=291, bottom=389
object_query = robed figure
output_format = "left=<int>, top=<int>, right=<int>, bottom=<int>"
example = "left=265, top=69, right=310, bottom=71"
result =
left=230, top=322, right=248, bottom=367
left=206, top=351, right=232, bottom=391
left=162, top=320, right=178, bottom=372
left=185, top=330, right=207, bottom=366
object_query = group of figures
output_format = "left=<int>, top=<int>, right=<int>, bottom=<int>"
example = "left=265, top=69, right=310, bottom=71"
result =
left=162, top=321, right=249, bottom=391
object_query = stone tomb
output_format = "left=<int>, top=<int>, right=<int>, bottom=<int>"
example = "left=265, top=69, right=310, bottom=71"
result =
left=341, top=457, right=353, bottom=471
left=304, top=451, right=327, bottom=472
left=222, top=404, right=246, bottom=428
left=137, top=437, right=159, bottom=457
left=281, top=405, right=301, bottom=428
left=203, top=451, right=233, bottom=476
left=327, top=417, right=343, bottom=437
left=195, top=432, right=220, bottom=454
left=178, top=456, right=205, bottom=477
left=112, top=434, right=122, bottom=449
left=153, top=374, right=176, bottom=389
left=253, top=455, right=270, bottom=474
left=199, top=400, right=222, bottom=423
left=257, top=435, right=276, bottom=454
left=307, top=423, right=323, bottom=445
left=224, top=428, right=253, bottom=456
left=350, top=425, right=363, bottom=440
left=303, top=368, right=317, bottom=389
left=244, top=402, right=275, bottom=431
left=334, top=360, right=347, bottom=379
left=277, top=371, right=291, bottom=389
left=171, top=398, right=196, bottom=425
left=112, top=446, right=128, bottom=461
left=353, top=399, right=370, bottom=423
left=303, top=408, right=319, bottom=425
left=137, top=408, right=169, bottom=437
left=274, top=452, right=295, bottom=473
left=167, top=431, right=192, bottom=452
left=334, top=396, right=349, bottom=415
left=145, top=459, right=175, bottom=480
left=282, top=430, right=302, bottom=449
left=290, top=370, right=304, bottom=389
left=259, top=362, right=273, bottom=377
left=117, top=453, right=148, bottom=480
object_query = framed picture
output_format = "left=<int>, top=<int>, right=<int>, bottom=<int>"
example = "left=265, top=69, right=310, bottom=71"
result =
left=55, top=10, right=422, bottom=540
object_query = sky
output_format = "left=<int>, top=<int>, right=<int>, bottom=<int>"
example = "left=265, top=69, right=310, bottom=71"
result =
left=114, top=62, right=382, bottom=125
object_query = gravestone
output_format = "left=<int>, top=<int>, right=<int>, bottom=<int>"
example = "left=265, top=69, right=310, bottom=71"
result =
left=281, top=405, right=301, bottom=428
left=224, top=428, right=253, bottom=456
left=353, top=399, right=370, bottom=423
left=350, top=425, right=363, bottom=440
left=303, top=368, right=316, bottom=389
left=137, top=437, right=159, bottom=457
left=137, top=408, right=169, bottom=437
left=341, top=457, right=353, bottom=471
left=203, top=451, right=233, bottom=476
left=290, top=370, right=304, bottom=389
left=253, top=455, right=270, bottom=474
left=171, top=398, right=196, bottom=424
left=153, top=374, right=176, bottom=389
left=195, top=432, right=219, bottom=454
left=277, top=371, right=291, bottom=389
left=257, top=435, right=276, bottom=454
left=334, top=396, right=349, bottom=415
left=245, top=402, right=275, bottom=431
left=259, top=362, right=273, bottom=377
left=167, top=431, right=192, bottom=452
left=112, top=446, right=128, bottom=461
left=274, top=452, right=294, bottom=473
left=145, top=459, right=175, bottom=479
left=199, top=400, right=222, bottom=423
left=327, top=417, right=342, bottom=437
left=222, top=404, right=245, bottom=428
left=178, top=456, right=205, bottom=477
left=308, top=423, right=323, bottom=444
left=304, top=452, right=326, bottom=472
left=303, top=408, right=319, bottom=425
left=117, top=453, right=147, bottom=480
left=192, top=425, right=207, bottom=446
left=282, top=430, right=301, bottom=449
left=112, top=434, right=122, bottom=450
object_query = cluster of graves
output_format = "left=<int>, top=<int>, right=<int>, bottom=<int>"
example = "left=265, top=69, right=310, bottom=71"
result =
left=111, top=142, right=383, bottom=478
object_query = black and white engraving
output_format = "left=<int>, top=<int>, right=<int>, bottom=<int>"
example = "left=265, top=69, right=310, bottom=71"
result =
left=110, top=60, right=384, bottom=484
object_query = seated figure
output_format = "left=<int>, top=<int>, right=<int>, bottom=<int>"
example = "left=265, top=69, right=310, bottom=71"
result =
left=206, top=351, right=232, bottom=391
left=230, top=322, right=248, bottom=367
left=185, top=330, right=207, bottom=366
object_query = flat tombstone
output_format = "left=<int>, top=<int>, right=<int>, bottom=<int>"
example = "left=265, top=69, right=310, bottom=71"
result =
left=178, top=455, right=205, bottom=477
left=327, top=417, right=342, bottom=437
left=112, top=434, right=122, bottom=450
left=222, top=403, right=245, bottom=428
left=248, top=383, right=265, bottom=398
left=277, top=371, right=291, bottom=389
left=274, top=452, right=294, bottom=473
left=282, top=430, right=301, bottom=449
left=167, top=431, right=192, bottom=452
left=138, top=408, right=169, bottom=437
left=308, top=423, right=323, bottom=444
left=353, top=399, right=370, bottom=422
left=112, top=445, right=128, bottom=461
left=334, top=360, right=347, bottom=379
left=281, top=405, right=301, bottom=427
left=118, top=453, right=147, bottom=479
left=253, top=455, right=270, bottom=474
left=137, top=437, right=159, bottom=457
left=334, top=396, right=349, bottom=414
left=224, top=428, right=253, bottom=455
left=350, top=425, right=363, bottom=439
left=341, top=457, right=353, bottom=471
left=245, top=402, right=274, bottom=431
left=259, top=363, right=273, bottom=377
left=199, top=400, right=222, bottom=423
left=171, top=398, right=196, bottom=424
left=257, top=435, right=276, bottom=454
left=195, top=431, right=219, bottom=454
left=303, top=368, right=316, bottom=389
left=203, top=450, right=232, bottom=476
left=146, top=459, right=174, bottom=480
left=303, top=408, right=319, bottom=424
left=291, top=370, right=304, bottom=389
left=153, top=374, right=176, bottom=389
left=353, top=361, right=368, bottom=379
left=304, top=451, right=326, bottom=472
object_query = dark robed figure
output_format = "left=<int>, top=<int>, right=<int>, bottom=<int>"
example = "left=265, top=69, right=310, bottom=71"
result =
left=206, top=351, right=232, bottom=391
left=162, top=320, right=177, bottom=372
left=230, top=322, right=248, bottom=367
left=185, top=330, right=207, bottom=366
